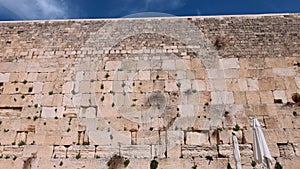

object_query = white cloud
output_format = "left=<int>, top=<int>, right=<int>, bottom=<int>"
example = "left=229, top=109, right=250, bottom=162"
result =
left=0, top=0, right=70, bottom=20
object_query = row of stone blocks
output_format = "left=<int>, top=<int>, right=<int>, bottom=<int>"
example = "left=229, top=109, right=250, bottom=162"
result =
left=0, top=143, right=299, bottom=169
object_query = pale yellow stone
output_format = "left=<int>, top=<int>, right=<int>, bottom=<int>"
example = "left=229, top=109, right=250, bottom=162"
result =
left=186, top=131, right=209, bottom=145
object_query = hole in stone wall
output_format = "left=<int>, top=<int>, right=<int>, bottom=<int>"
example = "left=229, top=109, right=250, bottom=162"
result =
left=0, top=82, right=3, bottom=93
left=214, top=37, right=225, bottom=50
left=15, top=88, right=19, bottom=91
left=0, top=107, right=23, bottom=111
left=274, top=99, right=283, bottom=104
left=28, top=87, right=33, bottom=92
left=292, top=93, right=300, bottom=103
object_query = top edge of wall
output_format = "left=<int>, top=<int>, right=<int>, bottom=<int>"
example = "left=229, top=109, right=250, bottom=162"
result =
left=0, top=13, right=299, bottom=24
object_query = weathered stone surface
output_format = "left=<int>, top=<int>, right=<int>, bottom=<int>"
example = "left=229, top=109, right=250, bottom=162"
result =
left=182, top=145, right=218, bottom=158
left=186, top=131, right=209, bottom=145
left=0, top=13, right=299, bottom=168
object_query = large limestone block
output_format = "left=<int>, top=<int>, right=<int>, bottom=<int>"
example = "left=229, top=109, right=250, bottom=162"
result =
left=79, top=145, right=95, bottom=158
left=264, top=129, right=289, bottom=143
left=162, top=60, right=176, bottom=70
left=137, top=130, right=161, bottom=145
left=67, top=145, right=81, bottom=158
left=294, top=143, right=300, bottom=157
left=194, top=158, right=229, bottom=169
left=0, top=131, right=16, bottom=145
left=273, top=68, right=296, bottom=77
left=0, top=73, right=10, bottom=82
left=60, top=131, right=78, bottom=145
left=110, top=131, right=131, bottom=146
left=295, top=76, right=300, bottom=89
left=41, top=107, right=56, bottom=118
left=221, top=58, right=240, bottom=69
left=53, top=146, right=67, bottom=159
left=88, top=131, right=111, bottom=146
left=121, top=145, right=151, bottom=158
left=2, top=146, right=23, bottom=158
left=182, top=145, right=218, bottom=158
left=246, top=91, right=261, bottom=104
left=186, top=131, right=209, bottom=145
left=277, top=157, right=300, bottom=169
left=96, top=146, right=119, bottom=158
left=0, top=158, right=24, bottom=169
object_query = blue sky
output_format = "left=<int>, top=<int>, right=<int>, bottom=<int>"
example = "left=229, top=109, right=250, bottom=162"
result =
left=0, top=0, right=299, bottom=21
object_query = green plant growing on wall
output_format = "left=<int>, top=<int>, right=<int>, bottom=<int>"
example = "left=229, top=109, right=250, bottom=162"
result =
left=205, top=156, right=213, bottom=161
left=275, top=161, right=283, bottom=169
left=251, top=160, right=256, bottom=167
left=192, top=165, right=197, bottom=169
left=233, top=124, right=240, bottom=131
left=227, top=162, right=232, bottom=169
left=150, top=159, right=158, bottom=169
left=205, top=155, right=213, bottom=165
left=22, top=80, right=28, bottom=84
left=33, top=116, right=38, bottom=121
left=75, top=153, right=81, bottom=159
left=124, top=159, right=130, bottom=167
left=82, top=141, right=90, bottom=145
left=18, top=140, right=26, bottom=146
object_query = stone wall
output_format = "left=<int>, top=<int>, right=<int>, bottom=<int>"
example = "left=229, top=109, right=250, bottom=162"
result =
left=0, top=13, right=299, bottom=169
